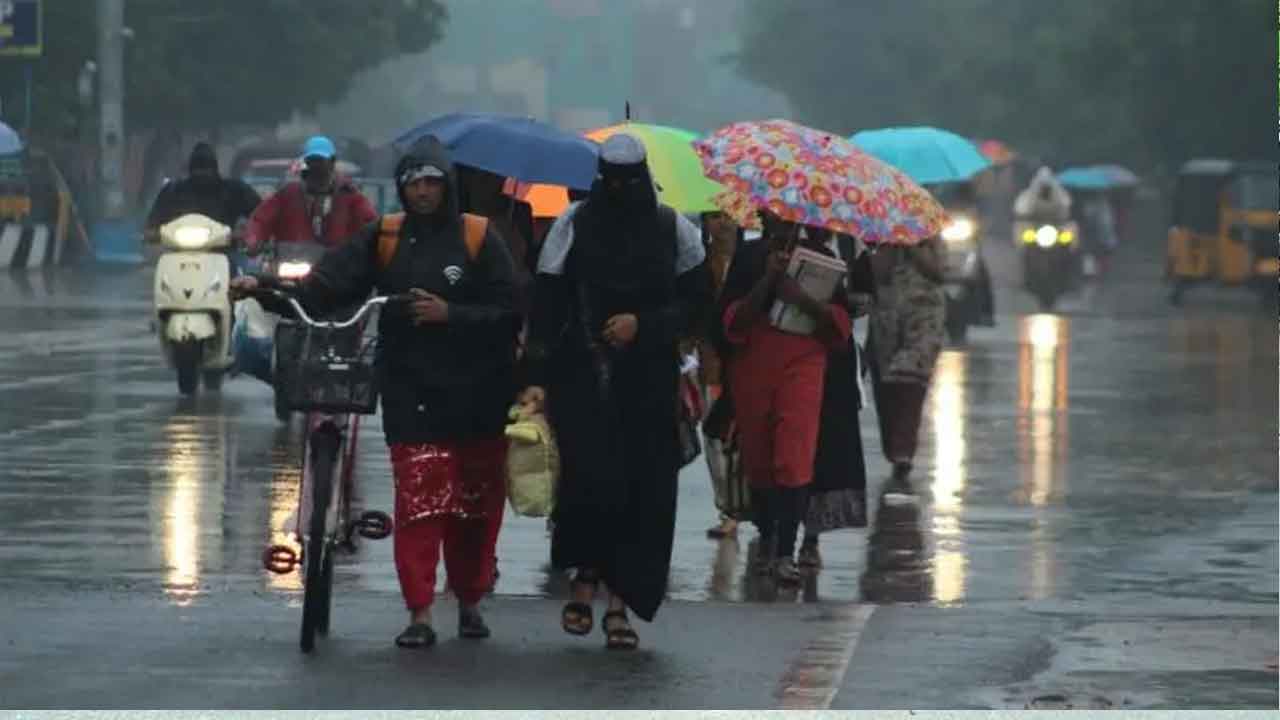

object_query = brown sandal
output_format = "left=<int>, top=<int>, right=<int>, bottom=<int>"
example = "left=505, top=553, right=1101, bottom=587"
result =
left=602, top=609, right=638, bottom=650
left=561, top=570, right=598, bottom=636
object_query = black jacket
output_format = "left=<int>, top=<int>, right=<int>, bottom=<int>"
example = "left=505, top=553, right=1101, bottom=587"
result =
left=274, top=137, right=520, bottom=445
left=146, top=176, right=261, bottom=229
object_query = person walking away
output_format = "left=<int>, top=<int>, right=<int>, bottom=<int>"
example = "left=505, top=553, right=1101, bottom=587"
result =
left=716, top=213, right=852, bottom=585
left=458, top=165, right=536, bottom=313
left=698, top=210, right=746, bottom=539
left=867, top=234, right=946, bottom=484
left=796, top=230, right=875, bottom=569
left=144, top=142, right=261, bottom=272
left=521, top=134, right=712, bottom=650
left=231, top=135, right=520, bottom=649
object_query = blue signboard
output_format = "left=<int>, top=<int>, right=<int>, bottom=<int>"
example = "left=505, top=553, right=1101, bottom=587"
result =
left=0, top=0, right=41, bottom=57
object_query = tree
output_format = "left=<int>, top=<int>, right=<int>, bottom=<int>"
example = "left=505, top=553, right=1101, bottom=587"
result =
left=734, top=0, right=1276, bottom=176
left=0, top=0, right=448, bottom=139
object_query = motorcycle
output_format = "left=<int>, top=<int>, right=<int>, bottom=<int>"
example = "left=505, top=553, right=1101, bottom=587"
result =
left=233, top=242, right=328, bottom=421
left=1014, top=218, right=1081, bottom=311
left=153, top=214, right=235, bottom=395
left=939, top=213, right=983, bottom=344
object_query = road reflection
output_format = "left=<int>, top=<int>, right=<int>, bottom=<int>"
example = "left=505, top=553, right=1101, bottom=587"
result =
left=929, top=350, right=968, bottom=604
left=1016, top=314, right=1071, bottom=600
left=158, top=414, right=232, bottom=605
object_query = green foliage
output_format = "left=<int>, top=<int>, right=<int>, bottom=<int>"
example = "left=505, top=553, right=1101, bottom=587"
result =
left=736, top=0, right=1276, bottom=175
left=1, top=0, right=447, bottom=136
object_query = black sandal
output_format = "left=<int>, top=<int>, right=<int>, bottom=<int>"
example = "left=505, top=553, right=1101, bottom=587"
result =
left=602, top=609, right=638, bottom=650
left=459, top=607, right=491, bottom=639
left=561, top=570, right=598, bottom=636
left=395, top=623, right=437, bottom=649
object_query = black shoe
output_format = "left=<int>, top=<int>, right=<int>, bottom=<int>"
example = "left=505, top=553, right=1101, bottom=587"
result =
left=459, top=607, right=491, bottom=639
left=395, top=623, right=437, bottom=649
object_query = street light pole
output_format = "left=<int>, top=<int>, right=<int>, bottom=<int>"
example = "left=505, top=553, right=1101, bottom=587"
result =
left=96, top=0, right=125, bottom=220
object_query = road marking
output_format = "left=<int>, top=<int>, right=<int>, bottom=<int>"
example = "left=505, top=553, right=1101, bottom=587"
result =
left=0, top=224, right=21, bottom=268
left=777, top=603, right=876, bottom=710
left=25, top=225, right=48, bottom=268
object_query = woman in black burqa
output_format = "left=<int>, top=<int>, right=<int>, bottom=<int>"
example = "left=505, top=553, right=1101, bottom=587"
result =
left=520, top=134, right=712, bottom=649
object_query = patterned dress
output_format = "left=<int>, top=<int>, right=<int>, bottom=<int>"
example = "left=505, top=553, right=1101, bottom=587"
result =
left=870, top=242, right=945, bottom=386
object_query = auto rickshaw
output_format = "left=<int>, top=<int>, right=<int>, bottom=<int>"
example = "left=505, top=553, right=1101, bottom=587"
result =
left=1166, top=158, right=1278, bottom=306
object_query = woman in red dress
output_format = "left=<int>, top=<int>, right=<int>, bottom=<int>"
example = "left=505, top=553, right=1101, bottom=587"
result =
left=715, top=212, right=852, bottom=584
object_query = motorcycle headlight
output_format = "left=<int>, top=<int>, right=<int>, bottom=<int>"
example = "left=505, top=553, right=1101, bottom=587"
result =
left=1021, top=228, right=1037, bottom=244
left=1035, top=225, right=1059, bottom=248
left=942, top=217, right=976, bottom=243
left=277, top=261, right=313, bottom=280
left=1058, top=229, right=1075, bottom=246
left=172, top=226, right=213, bottom=250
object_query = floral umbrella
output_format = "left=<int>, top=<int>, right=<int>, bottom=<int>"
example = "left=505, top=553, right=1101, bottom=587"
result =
left=693, top=119, right=946, bottom=245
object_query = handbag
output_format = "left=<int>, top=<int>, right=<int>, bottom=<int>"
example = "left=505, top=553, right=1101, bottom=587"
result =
left=703, top=419, right=752, bottom=521
left=676, top=354, right=703, bottom=468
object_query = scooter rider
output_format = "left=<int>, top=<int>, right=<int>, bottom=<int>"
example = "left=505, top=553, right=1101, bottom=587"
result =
left=242, top=135, right=378, bottom=254
left=1014, top=167, right=1072, bottom=225
left=144, top=142, right=261, bottom=270
left=232, top=136, right=378, bottom=384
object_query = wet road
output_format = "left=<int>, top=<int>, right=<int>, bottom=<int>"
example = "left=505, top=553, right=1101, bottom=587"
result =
left=0, top=229, right=1275, bottom=709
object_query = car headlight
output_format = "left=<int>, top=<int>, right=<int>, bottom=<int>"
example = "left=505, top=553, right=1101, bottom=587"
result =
left=172, top=226, right=213, bottom=249
left=1035, top=225, right=1059, bottom=248
left=942, top=217, right=976, bottom=243
left=277, top=261, right=313, bottom=280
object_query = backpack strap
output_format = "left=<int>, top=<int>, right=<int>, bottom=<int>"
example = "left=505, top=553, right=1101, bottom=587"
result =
left=375, top=212, right=487, bottom=270
left=462, top=212, right=489, bottom=262
left=376, top=212, right=405, bottom=270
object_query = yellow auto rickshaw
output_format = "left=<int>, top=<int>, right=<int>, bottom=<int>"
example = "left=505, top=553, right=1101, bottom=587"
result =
left=1167, top=158, right=1278, bottom=306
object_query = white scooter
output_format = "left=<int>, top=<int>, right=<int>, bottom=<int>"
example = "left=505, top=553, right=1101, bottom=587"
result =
left=153, top=213, right=234, bottom=395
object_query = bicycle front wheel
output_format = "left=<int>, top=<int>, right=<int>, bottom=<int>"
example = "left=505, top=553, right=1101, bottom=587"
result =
left=300, top=437, right=336, bottom=653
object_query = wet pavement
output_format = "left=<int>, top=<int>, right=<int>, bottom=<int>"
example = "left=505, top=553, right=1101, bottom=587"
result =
left=0, top=226, right=1275, bottom=709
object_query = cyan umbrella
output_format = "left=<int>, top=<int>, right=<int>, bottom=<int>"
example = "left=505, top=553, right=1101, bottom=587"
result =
left=0, top=121, right=23, bottom=155
left=851, top=126, right=991, bottom=185
left=392, top=112, right=599, bottom=189
left=1092, top=164, right=1140, bottom=187
left=1056, top=166, right=1114, bottom=190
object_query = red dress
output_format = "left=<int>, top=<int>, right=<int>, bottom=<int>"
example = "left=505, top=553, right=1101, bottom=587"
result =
left=723, top=299, right=850, bottom=489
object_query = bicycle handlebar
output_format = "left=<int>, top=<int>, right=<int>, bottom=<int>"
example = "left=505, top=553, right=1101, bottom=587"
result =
left=246, top=288, right=409, bottom=330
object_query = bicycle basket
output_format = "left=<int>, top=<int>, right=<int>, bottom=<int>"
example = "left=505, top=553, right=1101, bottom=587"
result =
left=274, top=321, right=379, bottom=414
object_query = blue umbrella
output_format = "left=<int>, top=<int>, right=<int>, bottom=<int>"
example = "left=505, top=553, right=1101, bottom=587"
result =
left=0, top=121, right=23, bottom=155
left=392, top=112, right=599, bottom=190
left=1056, top=166, right=1114, bottom=190
left=850, top=126, right=991, bottom=184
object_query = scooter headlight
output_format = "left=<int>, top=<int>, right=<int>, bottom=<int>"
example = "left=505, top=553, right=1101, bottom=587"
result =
left=942, top=217, right=976, bottom=243
left=172, top=226, right=213, bottom=250
left=1058, top=229, right=1076, bottom=246
left=277, top=261, right=313, bottom=280
left=1035, top=225, right=1059, bottom=248
left=1021, top=228, right=1037, bottom=244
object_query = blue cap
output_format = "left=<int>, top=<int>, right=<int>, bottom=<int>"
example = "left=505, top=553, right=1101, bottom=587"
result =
left=301, top=136, right=336, bottom=160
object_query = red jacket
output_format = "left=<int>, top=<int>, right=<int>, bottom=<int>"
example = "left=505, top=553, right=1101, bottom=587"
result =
left=243, top=177, right=377, bottom=252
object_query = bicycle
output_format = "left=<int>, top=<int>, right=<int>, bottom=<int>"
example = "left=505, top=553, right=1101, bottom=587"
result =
left=257, top=288, right=406, bottom=653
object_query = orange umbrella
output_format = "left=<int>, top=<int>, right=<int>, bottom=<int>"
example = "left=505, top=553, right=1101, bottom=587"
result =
left=504, top=178, right=572, bottom=218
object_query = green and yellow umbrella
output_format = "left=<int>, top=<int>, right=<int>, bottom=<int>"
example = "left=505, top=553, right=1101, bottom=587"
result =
left=585, top=123, right=723, bottom=213
left=508, top=122, right=723, bottom=217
